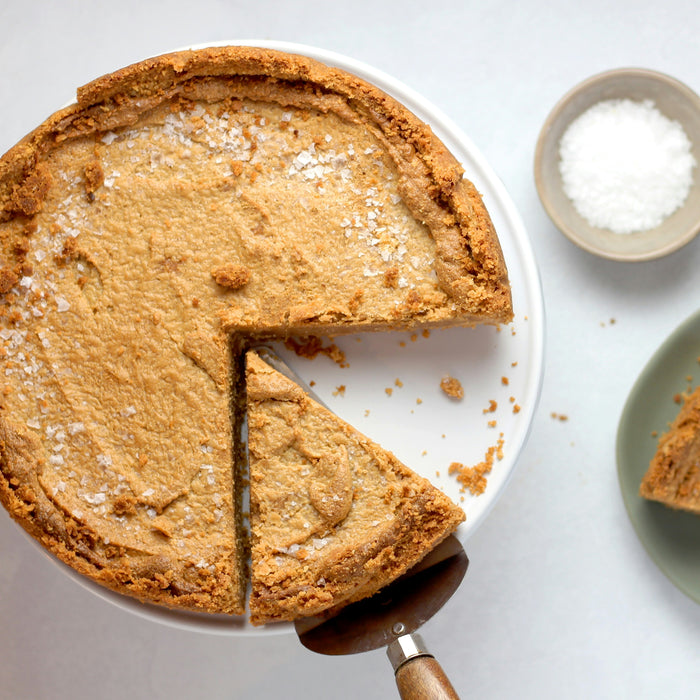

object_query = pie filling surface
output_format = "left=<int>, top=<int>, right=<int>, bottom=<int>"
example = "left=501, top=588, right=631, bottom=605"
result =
left=0, top=47, right=512, bottom=617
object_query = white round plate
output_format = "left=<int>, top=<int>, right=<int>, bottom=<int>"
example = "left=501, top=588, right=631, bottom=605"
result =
left=25, top=41, right=545, bottom=636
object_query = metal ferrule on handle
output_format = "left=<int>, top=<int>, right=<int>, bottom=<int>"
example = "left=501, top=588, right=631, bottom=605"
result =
left=387, top=633, right=431, bottom=672
left=387, top=633, right=461, bottom=700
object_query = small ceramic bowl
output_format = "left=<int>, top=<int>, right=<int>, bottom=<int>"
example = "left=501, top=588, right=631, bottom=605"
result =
left=534, top=68, right=700, bottom=261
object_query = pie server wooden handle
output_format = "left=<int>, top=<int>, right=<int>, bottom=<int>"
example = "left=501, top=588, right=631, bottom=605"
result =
left=387, top=633, right=460, bottom=700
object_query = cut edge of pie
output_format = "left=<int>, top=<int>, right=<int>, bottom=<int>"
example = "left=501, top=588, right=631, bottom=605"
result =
left=640, top=386, right=700, bottom=515
left=0, top=45, right=509, bottom=618
left=245, top=349, right=465, bottom=625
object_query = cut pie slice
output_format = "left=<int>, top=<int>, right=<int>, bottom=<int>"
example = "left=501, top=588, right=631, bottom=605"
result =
left=246, top=350, right=465, bottom=625
left=640, top=387, right=700, bottom=514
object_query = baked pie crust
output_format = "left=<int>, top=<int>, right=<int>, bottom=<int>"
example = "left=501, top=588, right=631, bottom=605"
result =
left=0, top=46, right=511, bottom=617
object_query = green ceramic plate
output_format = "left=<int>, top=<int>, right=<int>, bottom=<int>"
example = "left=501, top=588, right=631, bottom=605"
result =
left=617, top=308, right=700, bottom=603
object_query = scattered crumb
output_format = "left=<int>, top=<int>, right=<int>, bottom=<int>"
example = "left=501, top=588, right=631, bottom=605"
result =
left=551, top=412, right=568, bottom=421
left=509, top=396, right=515, bottom=403
left=435, top=470, right=441, bottom=477
left=483, top=399, right=497, bottom=414
left=84, top=159, right=104, bottom=197
left=385, top=387, right=393, bottom=396
left=416, top=398, right=423, bottom=405
left=673, top=393, right=682, bottom=404
left=651, top=430, right=658, bottom=437
left=211, top=263, right=251, bottom=290
left=399, top=341, right=406, bottom=348
left=422, top=329, right=430, bottom=338
left=309, top=380, right=316, bottom=387
left=332, top=385, right=346, bottom=397
left=488, top=420, right=497, bottom=428
left=395, top=378, right=403, bottom=388
left=383, top=266, right=399, bottom=289
left=284, top=336, right=348, bottom=368
left=421, top=450, right=427, bottom=456
left=410, top=333, right=418, bottom=342
left=364, top=409, right=370, bottom=417
left=440, top=375, right=464, bottom=400
left=501, top=376, right=509, bottom=386
left=511, top=361, right=518, bottom=367
left=513, top=404, right=521, bottom=414
left=448, top=433, right=505, bottom=495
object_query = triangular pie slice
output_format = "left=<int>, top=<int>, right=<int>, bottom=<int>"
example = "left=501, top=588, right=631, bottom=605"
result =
left=246, top=350, right=465, bottom=625
left=0, top=46, right=508, bottom=616
left=640, top=387, right=700, bottom=514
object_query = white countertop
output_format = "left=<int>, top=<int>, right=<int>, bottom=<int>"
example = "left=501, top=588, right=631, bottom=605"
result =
left=2, top=1, right=700, bottom=698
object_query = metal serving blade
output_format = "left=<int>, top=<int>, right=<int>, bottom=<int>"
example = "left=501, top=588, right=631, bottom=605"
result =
left=294, top=534, right=468, bottom=655
left=252, top=345, right=330, bottom=409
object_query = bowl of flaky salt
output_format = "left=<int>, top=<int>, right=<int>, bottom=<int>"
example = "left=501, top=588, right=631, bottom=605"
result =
left=534, top=67, right=700, bottom=261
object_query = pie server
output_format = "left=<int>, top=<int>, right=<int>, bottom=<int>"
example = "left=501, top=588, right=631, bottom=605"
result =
left=253, top=347, right=468, bottom=698
left=295, top=534, right=468, bottom=700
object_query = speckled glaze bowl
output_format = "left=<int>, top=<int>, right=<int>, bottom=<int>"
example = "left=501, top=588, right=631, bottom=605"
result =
left=534, top=68, right=700, bottom=261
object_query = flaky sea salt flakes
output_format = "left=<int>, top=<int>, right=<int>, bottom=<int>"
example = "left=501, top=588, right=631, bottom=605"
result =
left=67, top=422, right=85, bottom=435
left=97, top=454, right=113, bottom=468
left=559, top=98, right=696, bottom=234
left=55, top=296, right=70, bottom=312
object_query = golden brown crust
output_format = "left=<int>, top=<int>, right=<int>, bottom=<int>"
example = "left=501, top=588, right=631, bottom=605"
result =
left=640, top=387, right=700, bottom=514
left=246, top=351, right=465, bottom=625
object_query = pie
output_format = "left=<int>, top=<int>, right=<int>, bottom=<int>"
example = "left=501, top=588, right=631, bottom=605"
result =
left=640, top=387, right=700, bottom=514
left=0, top=46, right=512, bottom=618
left=246, top=350, right=465, bottom=624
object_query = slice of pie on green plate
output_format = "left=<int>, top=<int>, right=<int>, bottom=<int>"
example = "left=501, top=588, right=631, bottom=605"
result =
left=640, top=386, right=700, bottom=514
